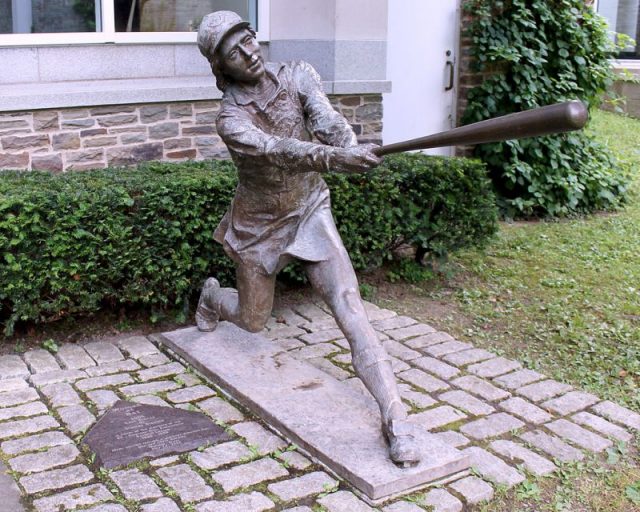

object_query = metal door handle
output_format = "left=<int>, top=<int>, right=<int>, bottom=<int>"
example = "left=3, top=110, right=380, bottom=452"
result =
left=445, top=60, right=455, bottom=91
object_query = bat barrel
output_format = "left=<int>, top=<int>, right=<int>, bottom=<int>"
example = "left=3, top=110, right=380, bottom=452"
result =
left=374, top=100, right=589, bottom=157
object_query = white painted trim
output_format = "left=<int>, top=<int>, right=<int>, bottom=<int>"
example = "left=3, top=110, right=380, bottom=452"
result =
left=0, top=0, right=269, bottom=47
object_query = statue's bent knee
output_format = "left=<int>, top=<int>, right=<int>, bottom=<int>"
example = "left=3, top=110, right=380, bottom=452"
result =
left=338, top=286, right=362, bottom=314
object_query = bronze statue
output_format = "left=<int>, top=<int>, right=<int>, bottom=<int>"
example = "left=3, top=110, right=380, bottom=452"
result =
left=195, top=10, right=420, bottom=467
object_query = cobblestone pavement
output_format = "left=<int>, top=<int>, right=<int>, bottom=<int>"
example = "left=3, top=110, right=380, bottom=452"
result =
left=1, top=300, right=638, bottom=511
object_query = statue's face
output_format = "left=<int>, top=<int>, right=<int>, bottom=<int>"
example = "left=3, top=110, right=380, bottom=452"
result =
left=219, top=28, right=264, bottom=84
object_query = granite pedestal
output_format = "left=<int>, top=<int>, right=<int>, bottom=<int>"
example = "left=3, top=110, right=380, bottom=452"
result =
left=157, top=323, right=470, bottom=502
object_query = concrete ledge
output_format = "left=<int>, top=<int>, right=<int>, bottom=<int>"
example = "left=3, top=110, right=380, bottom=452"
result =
left=0, top=77, right=392, bottom=112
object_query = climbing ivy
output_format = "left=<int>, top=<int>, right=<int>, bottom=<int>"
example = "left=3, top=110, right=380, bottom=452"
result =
left=463, top=0, right=630, bottom=217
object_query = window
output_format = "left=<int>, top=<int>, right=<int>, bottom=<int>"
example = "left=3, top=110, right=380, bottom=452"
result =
left=596, top=0, right=640, bottom=59
left=0, top=0, right=266, bottom=45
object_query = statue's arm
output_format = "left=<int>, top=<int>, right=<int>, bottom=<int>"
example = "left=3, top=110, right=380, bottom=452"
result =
left=217, top=105, right=372, bottom=174
left=294, top=61, right=358, bottom=149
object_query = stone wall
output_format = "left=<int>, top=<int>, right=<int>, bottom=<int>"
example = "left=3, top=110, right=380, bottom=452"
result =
left=0, top=94, right=383, bottom=172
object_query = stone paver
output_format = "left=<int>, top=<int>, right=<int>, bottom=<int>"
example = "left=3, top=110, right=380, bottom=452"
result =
left=462, top=446, right=525, bottom=487
left=0, top=415, right=59, bottom=440
left=424, top=341, right=474, bottom=358
left=132, top=394, right=170, bottom=407
left=411, top=405, right=467, bottom=430
left=592, top=400, right=640, bottom=430
left=232, top=421, right=288, bottom=455
left=398, top=383, right=437, bottom=409
left=413, top=356, right=460, bottom=380
left=211, top=457, right=289, bottom=492
left=278, top=450, right=312, bottom=470
left=84, top=359, right=140, bottom=377
left=0, top=401, right=48, bottom=421
left=448, top=475, right=494, bottom=505
left=117, top=335, right=159, bottom=358
left=0, top=461, right=24, bottom=512
left=468, top=357, right=521, bottom=378
left=197, top=492, right=275, bottom=512
left=519, top=430, right=584, bottom=462
left=30, top=369, right=87, bottom=387
left=156, top=463, right=214, bottom=502
left=31, top=484, right=113, bottom=512
left=20, top=463, right=93, bottom=494
left=443, top=348, right=495, bottom=367
left=490, top=440, right=556, bottom=476
left=23, top=349, right=60, bottom=374
left=166, top=384, right=215, bottom=403
left=57, top=404, right=96, bottom=434
left=110, top=468, right=163, bottom=501
left=571, top=411, right=634, bottom=442
left=268, top=471, right=337, bottom=501
left=516, top=380, right=572, bottom=402
left=542, top=391, right=600, bottom=416
left=86, top=389, right=120, bottom=412
left=119, top=380, right=179, bottom=397
left=83, top=341, right=124, bottom=364
left=140, top=498, right=181, bottom=512
left=1, top=431, right=73, bottom=455
left=398, top=368, right=449, bottom=392
left=386, top=323, right=436, bottom=341
left=56, top=344, right=95, bottom=369
left=138, top=352, right=170, bottom=367
left=190, top=440, right=252, bottom=470
left=8, top=444, right=80, bottom=474
left=292, top=343, right=340, bottom=360
left=493, top=368, right=545, bottom=389
left=372, top=315, right=415, bottom=331
left=75, top=373, right=133, bottom=392
left=439, top=390, right=495, bottom=416
left=423, top=488, right=464, bottom=512
left=0, top=387, right=39, bottom=407
left=435, top=430, right=470, bottom=448
left=545, top=419, right=612, bottom=452
left=136, top=362, right=185, bottom=382
left=317, top=490, right=374, bottom=511
left=384, top=501, right=424, bottom=512
left=0, top=355, right=29, bottom=379
left=41, top=382, right=82, bottom=407
left=383, top=340, right=421, bottom=361
left=199, top=396, right=245, bottom=423
left=452, top=375, right=510, bottom=401
left=0, top=377, right=28, bottom=393
left=405, top=331, right=455, bottom=350
left=498, top=397, right=553, bottom=425
left=460, top=412, right=524, bottom=440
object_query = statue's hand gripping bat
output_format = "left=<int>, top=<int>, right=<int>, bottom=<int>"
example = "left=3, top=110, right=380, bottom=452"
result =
left=373, top=101, right=589, bottom=157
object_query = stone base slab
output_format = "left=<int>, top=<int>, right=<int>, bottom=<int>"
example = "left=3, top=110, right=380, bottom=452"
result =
left=157, top=323, right=470, bottom=501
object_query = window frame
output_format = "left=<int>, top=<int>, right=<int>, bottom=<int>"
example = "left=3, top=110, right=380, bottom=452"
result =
left=0, top=0, right=269, bottom=47
left=593, top=0, right=640, bottom=60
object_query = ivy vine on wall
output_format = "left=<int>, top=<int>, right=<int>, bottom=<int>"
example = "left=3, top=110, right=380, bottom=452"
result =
left=463, top=0, right=630, bottom=217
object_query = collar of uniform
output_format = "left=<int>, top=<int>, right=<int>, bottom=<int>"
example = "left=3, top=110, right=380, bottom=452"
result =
left=228, top=62, right=287, bottom=108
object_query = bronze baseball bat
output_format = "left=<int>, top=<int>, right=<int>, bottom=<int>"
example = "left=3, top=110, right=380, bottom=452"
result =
left=373, top=100, right=588, bottom=157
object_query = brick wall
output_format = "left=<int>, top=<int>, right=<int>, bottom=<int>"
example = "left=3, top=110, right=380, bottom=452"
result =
left=0, top=94, right=383, bottom=172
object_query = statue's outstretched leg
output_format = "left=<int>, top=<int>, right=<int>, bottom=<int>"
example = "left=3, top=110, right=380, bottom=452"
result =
left=304, top=248, right=421, bottom=467
left=196, top=265, right=276, bottom=333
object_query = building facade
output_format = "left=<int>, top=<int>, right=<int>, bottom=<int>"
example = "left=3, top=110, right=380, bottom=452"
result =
left=0, top=0, right=396, bottom=171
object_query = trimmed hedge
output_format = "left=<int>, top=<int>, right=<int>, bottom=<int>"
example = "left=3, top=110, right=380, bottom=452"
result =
left=0, top=155, right=497, bottom=335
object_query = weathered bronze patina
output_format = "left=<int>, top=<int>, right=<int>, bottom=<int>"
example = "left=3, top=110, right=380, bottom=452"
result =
left=195, top=10, right=420, bottom=467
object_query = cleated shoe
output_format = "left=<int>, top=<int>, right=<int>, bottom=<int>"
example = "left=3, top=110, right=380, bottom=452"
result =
left=383, top=419, right=421, bottom=468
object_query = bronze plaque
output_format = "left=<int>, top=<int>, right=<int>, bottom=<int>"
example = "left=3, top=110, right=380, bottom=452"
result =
left=82, top=400, right=230, bottom=468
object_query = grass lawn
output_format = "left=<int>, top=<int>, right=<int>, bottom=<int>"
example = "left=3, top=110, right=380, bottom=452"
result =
left=373, top=109, right=640, bottom=511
